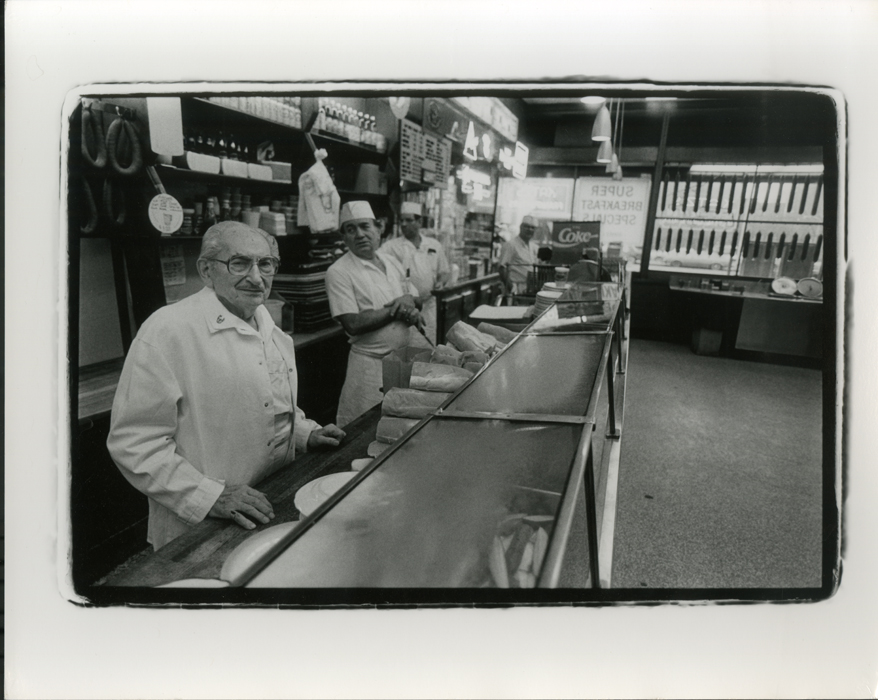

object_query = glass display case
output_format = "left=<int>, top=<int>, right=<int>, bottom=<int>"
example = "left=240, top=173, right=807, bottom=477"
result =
left=223, top=281, right=627, bottom=591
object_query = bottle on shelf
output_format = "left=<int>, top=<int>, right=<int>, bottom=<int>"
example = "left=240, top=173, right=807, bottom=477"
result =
left=228, top=134, right=238, bottom=160
left=204, top=196, right=218, bottom=229
left=193, top=200, right=204, bottom=236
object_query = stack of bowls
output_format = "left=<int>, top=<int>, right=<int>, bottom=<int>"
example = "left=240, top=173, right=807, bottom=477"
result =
left=534, top=287, right=564, bottom=315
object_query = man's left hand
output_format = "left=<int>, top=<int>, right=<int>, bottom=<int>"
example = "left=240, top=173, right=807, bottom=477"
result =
left=308, top=424, right=346, bottom=450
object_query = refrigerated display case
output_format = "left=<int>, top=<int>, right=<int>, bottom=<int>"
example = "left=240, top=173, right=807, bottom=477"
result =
left=222, top=287, right=627, bottom=591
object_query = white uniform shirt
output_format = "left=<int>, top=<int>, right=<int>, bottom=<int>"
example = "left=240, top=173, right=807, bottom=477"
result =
left=380, top=234, right=449, bottom=299
left=325, top=250, right=417, bottom=357
left=499, top=235, right=537, bottom=288
left=107, top=287, right=320, bottom=550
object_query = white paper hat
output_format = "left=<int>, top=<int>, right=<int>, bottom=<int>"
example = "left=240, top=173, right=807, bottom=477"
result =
left=339, top=201, right=376, bottom=226
left=521, top=214, right=538, bottom=227
left=401, top=201, right=422, bottom=216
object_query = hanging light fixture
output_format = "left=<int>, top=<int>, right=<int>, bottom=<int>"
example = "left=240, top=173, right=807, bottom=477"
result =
left=591, top=102, right=612, bottom=142
left=606, top=98, right=621, bottom=173
left=580, top=96, right=606, bottom=106
left=596, top=139, right=613, bottom=163
left=607, top=153, right=620, bottom=174
left=613, top=100, right=625, bottom=181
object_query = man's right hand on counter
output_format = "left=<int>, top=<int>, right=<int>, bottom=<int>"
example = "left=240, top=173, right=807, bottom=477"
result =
left=209, top=484, right=275, bottom=530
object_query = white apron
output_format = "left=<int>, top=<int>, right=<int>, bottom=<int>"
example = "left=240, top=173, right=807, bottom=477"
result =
left=336, top=348, right=385, bottom=428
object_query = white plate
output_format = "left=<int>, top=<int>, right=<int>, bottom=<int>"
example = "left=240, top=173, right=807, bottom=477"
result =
left=797, top=277, right=823, bottom=298
left=294, top=472, right=358, bottom=517
left=771, top=276, right=797, bottom=295
left=156, top=578, right=231, bottom=588
left=220, top=520, right=301, bottom=584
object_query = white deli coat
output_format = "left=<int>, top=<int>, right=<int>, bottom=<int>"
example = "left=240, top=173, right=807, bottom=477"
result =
left=107, top=287, right=320, bottom=550
left=325, top=250, right=426, bottom=427
left=380, top=234, right=449, bottom=344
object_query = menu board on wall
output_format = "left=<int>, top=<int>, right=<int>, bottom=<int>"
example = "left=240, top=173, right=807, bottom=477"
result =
left=400, top=118, right=423, bottom=183
left=401, top=118, right=452, bottom=188
left=422, top=132, right=451, bottom=188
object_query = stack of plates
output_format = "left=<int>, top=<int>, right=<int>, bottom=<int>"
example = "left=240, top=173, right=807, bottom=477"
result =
left=541, top=282, right=571, bottom=293
left=272, top=272, right=334, bottom=332
left=534, top=289, right=564, bottom=315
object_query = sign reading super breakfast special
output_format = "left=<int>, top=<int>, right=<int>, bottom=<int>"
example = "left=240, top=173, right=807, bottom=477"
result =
left=572, top=176, right=652, bottom=262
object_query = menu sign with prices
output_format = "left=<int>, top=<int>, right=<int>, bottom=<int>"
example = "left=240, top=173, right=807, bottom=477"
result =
left=401, top=118, right=452, bottom=188
left=422, top=132, right=451, bottom=188
left=400, top=119, right=423, bottom=183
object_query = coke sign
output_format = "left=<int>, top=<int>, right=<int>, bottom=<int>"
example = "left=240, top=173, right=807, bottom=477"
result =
left=555, top=227, right=598, bottom=247
left=551, top=221, right=601, bottom=264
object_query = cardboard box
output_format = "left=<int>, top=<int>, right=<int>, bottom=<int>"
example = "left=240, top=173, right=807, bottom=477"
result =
left=382, top=346, right=431, bottom=392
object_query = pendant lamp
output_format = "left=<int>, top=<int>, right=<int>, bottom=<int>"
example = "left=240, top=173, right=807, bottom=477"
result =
left=605, top=99, right=621, bottom=172
left=610, top=100, right=625, bottom=179
left=596, top=140, right=613, bottom=163
left=591, top=104, right=612, bottom=141
left=606, top=153, right=620, bottom=174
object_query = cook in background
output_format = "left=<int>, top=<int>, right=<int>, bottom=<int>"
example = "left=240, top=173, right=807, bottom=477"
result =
left=498, top=214, right=539, bottom=296
left=380, top=201, right=450, bottom=344
left=326, top=201, right=430, bottom=428
left=107, top=222, right=345, bottom=550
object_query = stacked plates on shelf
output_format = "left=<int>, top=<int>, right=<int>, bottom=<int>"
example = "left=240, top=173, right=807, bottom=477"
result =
left=534, top=288, right=564, bottom=315
left=272, top=272, right=334, bottom=332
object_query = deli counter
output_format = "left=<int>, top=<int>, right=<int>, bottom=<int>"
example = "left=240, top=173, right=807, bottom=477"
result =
left=98, top=280, right=629, bottom=601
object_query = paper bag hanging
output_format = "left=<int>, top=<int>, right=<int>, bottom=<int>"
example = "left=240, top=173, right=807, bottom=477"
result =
left=297, top=159, right=340, bottom=232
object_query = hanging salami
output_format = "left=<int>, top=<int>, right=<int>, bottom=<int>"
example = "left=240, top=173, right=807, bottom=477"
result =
left=107, top=117, right=143, bottom=177
left=80, top=176, right=98, bottom=234
left=102, top=178, right=127, bottom=226
left=81, top=105, right=107, bottom=169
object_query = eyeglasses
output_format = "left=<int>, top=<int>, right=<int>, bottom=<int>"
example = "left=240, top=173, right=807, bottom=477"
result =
left=206, top=256, right=280, bottom=276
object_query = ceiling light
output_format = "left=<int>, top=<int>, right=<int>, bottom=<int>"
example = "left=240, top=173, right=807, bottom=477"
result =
left=606, top=153, right=620, bottom=174
left=580, top=96, right=606, bottom=106
left=596, top=140, right=613, bottom=163
left=645, top=96, right=679, bottom=101
left=689, top=163, right=824, bottom=174
left=591, top=105, right=612, bottom=141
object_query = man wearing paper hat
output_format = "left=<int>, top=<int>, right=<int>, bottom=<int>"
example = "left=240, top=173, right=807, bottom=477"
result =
left=380, top=200, right=450, bottom=344
left=498, top=214, right=539, bottom=295
left=326, top=201, right=429, bottom=427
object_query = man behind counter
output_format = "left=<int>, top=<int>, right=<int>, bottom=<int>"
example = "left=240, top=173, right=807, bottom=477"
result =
left=498, top=214, right=539, bottom=295
left=108, top=221, right=345, bottom=550
left=380, top=201, right=450, bottom=344
left=326, top=201, right=429, bottom=428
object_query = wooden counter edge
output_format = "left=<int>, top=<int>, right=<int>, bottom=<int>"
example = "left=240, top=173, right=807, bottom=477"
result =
left=96, top=406, right=382, bottom=588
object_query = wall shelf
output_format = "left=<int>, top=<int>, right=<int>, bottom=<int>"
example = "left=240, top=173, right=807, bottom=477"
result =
left=155, top=164, right=294, bottom=189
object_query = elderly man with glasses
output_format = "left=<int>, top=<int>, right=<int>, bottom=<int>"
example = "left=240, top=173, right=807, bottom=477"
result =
left=107, top=221, right=345, bottom=551
left=498, top=214, right=540, bottom=296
